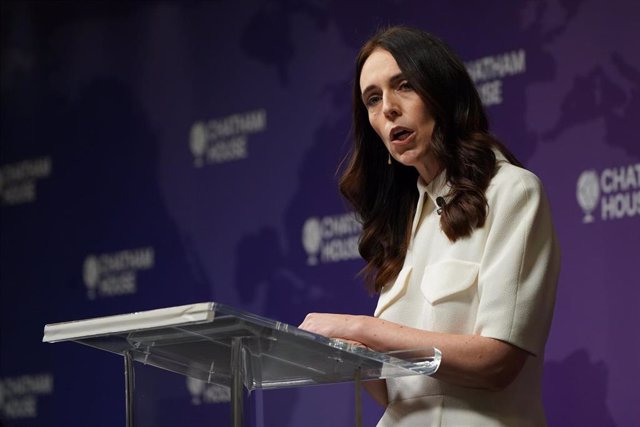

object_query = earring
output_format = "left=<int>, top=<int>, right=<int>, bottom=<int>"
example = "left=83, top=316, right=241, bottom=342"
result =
left=387, top=153, right=392, bottom=165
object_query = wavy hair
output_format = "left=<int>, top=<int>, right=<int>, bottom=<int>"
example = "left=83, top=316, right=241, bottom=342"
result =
left=339, top=26, right=521, bottom=293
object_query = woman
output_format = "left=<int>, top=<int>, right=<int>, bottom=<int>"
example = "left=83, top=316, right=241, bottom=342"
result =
left=300, top=26, right=560, bottom=426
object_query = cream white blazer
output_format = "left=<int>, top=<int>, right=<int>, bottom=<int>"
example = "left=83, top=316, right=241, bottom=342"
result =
left=375, top=153, right=560, bottom=427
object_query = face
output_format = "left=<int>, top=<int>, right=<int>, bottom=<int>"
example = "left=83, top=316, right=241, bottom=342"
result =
left=359, top=48, right=440, bottom=182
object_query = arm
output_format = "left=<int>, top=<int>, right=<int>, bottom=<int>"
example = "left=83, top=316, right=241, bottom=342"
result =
left=300, top=167, right=558, bottom=393
left=299, top=313, right=527, bottom=391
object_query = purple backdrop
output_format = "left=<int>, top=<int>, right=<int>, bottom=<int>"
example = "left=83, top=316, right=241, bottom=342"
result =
left=1, top=1, right=638, bottom=426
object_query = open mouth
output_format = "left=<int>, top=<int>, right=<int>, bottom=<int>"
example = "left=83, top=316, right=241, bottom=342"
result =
left=390, top=127, right=414, bottom=142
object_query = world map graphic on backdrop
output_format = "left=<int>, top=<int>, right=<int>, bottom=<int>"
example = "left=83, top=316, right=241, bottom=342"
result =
left=1, top=0, right=638, bottom=426
left=230, top=1, right=638, bottom=425
left=520, top=2, right=639, bottom=426
left=524, top=0, right=639, bottom=156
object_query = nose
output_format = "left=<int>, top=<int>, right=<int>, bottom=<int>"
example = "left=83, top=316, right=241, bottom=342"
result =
left=382, top=92, right=401, bottom=120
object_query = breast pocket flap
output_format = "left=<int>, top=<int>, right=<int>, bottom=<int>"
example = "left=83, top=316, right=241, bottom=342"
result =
left=420, top=260, right=479, bottom=304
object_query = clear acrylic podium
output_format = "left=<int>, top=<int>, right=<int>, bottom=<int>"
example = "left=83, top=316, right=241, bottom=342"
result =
left=43, top=302, right=441, bottom=426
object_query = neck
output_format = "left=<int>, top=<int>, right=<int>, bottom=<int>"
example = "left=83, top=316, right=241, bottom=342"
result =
left=416, top=156, right=442, bottom=184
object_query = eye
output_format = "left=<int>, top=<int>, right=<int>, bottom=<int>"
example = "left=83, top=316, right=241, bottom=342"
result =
left=399, top=80, right=413, bottom=91
left=364, top=94, right=381, bottom=107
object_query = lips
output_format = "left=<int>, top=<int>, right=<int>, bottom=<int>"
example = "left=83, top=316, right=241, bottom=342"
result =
left=389, top=126, right=415, bottom=143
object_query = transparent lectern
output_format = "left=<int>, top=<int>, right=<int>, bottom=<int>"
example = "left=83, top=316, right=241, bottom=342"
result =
left=43, top=302, right=441, bottom=427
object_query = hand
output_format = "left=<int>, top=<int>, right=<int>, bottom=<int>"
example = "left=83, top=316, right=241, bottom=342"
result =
left=299, top=312, right=358, bottom=340
left=335, top=338, right=370, bottom=350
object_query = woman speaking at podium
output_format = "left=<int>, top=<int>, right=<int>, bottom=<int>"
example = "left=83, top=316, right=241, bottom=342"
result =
left=300, top=26, right=560, bottom=426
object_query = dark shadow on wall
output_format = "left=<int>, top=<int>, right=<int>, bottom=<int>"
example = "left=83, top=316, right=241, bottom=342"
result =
left=235, top=227, right=313, bottom=324
left=543, top=349, right=616, bottom=427
left=233, top=227, right=303, bottom=427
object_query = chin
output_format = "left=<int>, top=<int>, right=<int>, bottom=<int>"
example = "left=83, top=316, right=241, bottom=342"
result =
left=395, top=155, right=420, bottom=168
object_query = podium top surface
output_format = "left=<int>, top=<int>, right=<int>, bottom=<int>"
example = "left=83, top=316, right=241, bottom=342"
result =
left=43, top=302, right=440, bottom=390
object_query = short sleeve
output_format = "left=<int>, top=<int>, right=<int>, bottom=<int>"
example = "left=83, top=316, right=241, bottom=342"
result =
left=474, top=166, right=561, bottom=355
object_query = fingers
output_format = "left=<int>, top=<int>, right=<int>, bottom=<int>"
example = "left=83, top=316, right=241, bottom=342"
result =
left=298, top=313, right=353, bottom=339
left=337, top=338, right=368, bottom=349
left=298, top=312, right=318, bottom=329
left=299, top=313, right=328, bottom=335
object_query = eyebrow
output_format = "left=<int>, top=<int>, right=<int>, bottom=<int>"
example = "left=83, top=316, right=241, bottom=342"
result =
left=361, top=72, right=406, bottom=101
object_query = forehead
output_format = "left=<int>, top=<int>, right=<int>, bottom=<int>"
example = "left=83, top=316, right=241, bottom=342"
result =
left=359, top=48, right=402, bottom=91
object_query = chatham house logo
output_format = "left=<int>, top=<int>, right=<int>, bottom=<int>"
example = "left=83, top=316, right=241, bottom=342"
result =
left=0, top=156, right=52, bottom=206
left=0, top=373, right=54, bottom=420
left=302, top=213, right=361, bottom=265
left=576, top=163, right=640, bottom=223
left=465, top=49, right=526, bottom=107
left=82, top=247, right=155, bottom=300
left=189, top=109, right=267, bottom=167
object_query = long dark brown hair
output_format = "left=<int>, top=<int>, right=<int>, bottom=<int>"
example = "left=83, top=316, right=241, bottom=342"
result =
left=339, top=26, right=521, bottom=293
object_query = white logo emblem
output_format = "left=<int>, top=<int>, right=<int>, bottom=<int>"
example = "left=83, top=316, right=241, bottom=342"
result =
left=576, top=170, right=600, bottom=223
left=302, top=217, right=322, bottom=265
left=83, top=255, right=100, bottom=300
left=185, top=377, right=230, bottom=405
left=189, top=122, right=208, bottom=167
left=186, top=377, right=206, bottom=405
